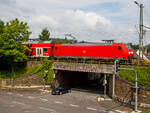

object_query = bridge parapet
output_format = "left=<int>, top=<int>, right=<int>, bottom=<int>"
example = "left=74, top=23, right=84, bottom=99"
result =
left=52, top=62, right=114, bottom=74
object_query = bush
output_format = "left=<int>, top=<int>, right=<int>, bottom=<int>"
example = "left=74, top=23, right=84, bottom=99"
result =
left=37, top=58, right=54, bottom=84
left=0, top=65, right=41, bottom=79
left=0, top=58, right=54, bottom=84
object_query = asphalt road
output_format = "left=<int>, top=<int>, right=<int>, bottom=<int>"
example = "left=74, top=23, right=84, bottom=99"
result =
left=0, top=89, right=133, bottom=113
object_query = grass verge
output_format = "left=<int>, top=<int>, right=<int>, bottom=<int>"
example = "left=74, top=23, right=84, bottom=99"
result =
left=119, top=65, right=150, bottom=87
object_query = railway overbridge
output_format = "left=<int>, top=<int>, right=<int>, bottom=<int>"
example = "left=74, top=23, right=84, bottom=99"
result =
left=52, top=61, right=117, bottom=97
left=52, top=62, right=114, bottom=74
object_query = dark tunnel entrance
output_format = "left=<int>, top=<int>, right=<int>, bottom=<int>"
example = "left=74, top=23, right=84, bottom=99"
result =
left=53, top=70, right=110, bottom=94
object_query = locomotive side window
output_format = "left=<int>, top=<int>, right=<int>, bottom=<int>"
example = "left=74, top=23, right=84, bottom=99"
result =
left=55, top=47, right=58, bottom=50
left=118, top=46, right=122, bottom=50
left=44, top=48, right=48, bottom=52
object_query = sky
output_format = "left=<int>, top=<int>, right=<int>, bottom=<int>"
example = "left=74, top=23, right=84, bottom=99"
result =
left=0, top=0, right=150, bottom=44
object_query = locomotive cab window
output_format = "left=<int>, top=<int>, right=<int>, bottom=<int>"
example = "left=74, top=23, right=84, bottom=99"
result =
left=118, top=46, right=122, bottom=50
left=55, top=47, right=58, bottom=50
left=44, top=48, right=48, bottom=52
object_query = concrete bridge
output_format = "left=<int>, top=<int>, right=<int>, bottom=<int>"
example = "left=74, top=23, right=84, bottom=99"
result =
left=52, top=62, right=115, bottom=74
left=52, top=61, right=116, bottom=98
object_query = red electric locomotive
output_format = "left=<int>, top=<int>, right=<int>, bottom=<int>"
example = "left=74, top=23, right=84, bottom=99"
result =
left=53, top=43, right=134, bottom=60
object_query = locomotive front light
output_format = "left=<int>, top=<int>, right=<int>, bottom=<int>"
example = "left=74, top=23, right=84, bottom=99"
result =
left=128, top=51, right=134, bottom=55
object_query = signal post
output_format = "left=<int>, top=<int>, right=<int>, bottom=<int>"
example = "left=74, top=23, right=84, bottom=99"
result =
left=114, top=59, right=139, bottom=112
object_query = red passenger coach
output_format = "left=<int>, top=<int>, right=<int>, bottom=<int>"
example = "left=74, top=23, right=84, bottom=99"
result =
left=24, top=41, right=52, bottom=57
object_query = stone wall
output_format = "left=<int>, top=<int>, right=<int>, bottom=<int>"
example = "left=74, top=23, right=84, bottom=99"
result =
left=108, top=75, right=150, bottom=108
left=0, top=79, right=7, bottom=88
left=26, top=60, right=42, bottom=68
left=0, top=74, right=44, bottom=87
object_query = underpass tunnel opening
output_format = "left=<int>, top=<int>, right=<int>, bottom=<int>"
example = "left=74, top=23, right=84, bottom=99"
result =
left=55, top=70, right=110, bottom=94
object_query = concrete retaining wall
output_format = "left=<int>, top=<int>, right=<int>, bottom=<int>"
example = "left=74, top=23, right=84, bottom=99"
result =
left=0, top=74, right=44, bottom=87
left=27, top=60, right=42, bottom=68
left=108, top=75, right=150, bottom=109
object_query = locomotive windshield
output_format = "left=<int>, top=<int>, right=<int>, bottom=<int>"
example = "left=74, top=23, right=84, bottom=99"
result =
left=125, top=44, right=132, bottom=50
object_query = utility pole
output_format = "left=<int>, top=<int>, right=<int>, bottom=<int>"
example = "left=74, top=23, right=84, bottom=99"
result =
left=134, top=1, right=144, bottom=64
left=140, top=3, right=144, bottom=60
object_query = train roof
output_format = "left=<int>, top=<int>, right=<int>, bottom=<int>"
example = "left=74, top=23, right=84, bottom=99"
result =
left=23, top=41, right=52, bottom=44
left=62, top=43, right=113, bottom=46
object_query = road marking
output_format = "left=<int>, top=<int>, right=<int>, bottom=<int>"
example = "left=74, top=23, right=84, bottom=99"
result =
left=16, top=94, right=23, bottom=97
left=7, top=92, right=13, bottom=95
left=103, top=111, right=116, bottom=113
left=12, top=101, right=25, bottom=106
left=86, top=107, right=97, bottom=111
left=115, top=110, right=127, bottom=113
left=39, top=107, right=57, bottom=113
left=24, top=111, right=37, bottom=113
left=105, top=98, right=112, bottom=101
left=54, top=101, right=63, bottom=104
left=40, top=98, right=48, bottom=102
left=9, top=105, right=15, bottom=107
left=70, top=104, right=79, bottom=107
left=27, top=96, right=36, bottom=99
left=39, top=89, right=51, bottom=93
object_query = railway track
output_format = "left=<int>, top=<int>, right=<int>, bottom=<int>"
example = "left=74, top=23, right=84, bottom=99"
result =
left=28, top=56, right=150, bottom=66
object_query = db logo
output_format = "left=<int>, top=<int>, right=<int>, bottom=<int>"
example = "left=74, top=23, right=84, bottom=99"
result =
left=83, top=50, right=86, bottom=54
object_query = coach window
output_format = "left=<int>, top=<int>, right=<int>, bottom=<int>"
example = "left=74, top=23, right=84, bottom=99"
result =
left=118, top=46, right=122, bottom=50
left=44, top=48, right=48, bottom=52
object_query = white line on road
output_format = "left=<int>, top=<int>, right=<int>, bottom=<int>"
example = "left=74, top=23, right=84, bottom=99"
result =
left=54, top=101, right=63, bottom=104
left=40, top=98, right=48, bottom=102
left=7, top=92, right=13, bottom=95
left=103, top=111, right=116, bottom=113
left=9, top=105, right=15, bottom=107
left=115, top=110, right=127, bottom=113
left=27, top=96, right=36, bottom=99
left=24, top=111, right=37, bottom=113
left=39, top=107, right=57, bottom=113
left=70, top=104, right=79, bottom=107
left=16, top=94, right=23, bottom=97
left=105, top=98, right=112, bottom=101
left=86, top=107, right=97, bottom=111
left=12, top=101, right=26, bottom=106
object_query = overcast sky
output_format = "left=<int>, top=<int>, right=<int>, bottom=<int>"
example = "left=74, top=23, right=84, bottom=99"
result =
left=0, top=0, right=150, bottom=44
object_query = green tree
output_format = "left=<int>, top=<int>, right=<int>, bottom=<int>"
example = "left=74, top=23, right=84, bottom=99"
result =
left=131, top=44, right=139, bottom=50
left=39, top=28, right=50, bottom=41
left=147, top=47, right=150, bottom=53
left=0, top=18, right=31, bottom=71
left=79, top=40, right=87, bottom=43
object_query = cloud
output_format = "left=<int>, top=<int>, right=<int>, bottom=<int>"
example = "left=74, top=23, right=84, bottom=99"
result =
left=0, top=0, right=150, bottom=44
left=65, top=10, right=111, bottom=28
left=28, top=10, right=112, bottom=41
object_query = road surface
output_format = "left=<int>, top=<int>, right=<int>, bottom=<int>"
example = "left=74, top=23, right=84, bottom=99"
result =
left=0, top=89, right=133, bottom=113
